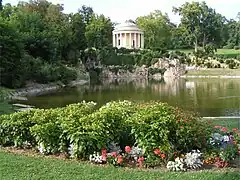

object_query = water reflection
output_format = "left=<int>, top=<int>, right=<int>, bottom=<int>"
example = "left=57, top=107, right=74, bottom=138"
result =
left=25, top=78, right=240, bottom=117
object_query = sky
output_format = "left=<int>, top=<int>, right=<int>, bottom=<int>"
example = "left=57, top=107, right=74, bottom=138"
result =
left=4, top=0, right=240, bottom=24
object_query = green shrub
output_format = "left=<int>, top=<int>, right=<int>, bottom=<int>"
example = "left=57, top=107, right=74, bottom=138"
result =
left=0, top=110, right=37, bottom=147
left=30, top=102, right=96, bottom=155
left=148, top=68, right=166, bottom=76
left=234, top=46, right=240, bottom=50
left=127, top=102, right=213, bottom=157
left=0, top=101, right=213, bottom=162
left=67, top=101, right=137, bottom=159
left=34, top=63, right=77, bottom=84
left=222, top=44, right=234, bottom=49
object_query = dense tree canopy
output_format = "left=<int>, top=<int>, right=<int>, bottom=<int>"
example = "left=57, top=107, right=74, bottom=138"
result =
left=0, top=0, right=240, bottom=88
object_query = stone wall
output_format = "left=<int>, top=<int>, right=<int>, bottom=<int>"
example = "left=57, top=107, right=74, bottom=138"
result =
left=100, top=58, right=186, bottom=80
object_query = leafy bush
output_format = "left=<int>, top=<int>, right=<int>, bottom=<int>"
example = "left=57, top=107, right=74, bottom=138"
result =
left=127, top=103, right=213, bottom=158
left=222, top=44, right=234, bottom=49
left=148, top=68, right=166, bottom=76
left=67, top=101, right=137, bottom=159
left=0, top=110, right=37, bottom=147
left=0, top=101, right=215, bottom=164
left=234, top=46, right=240, bottom=50
left=34, top=63, right=77, bottom=84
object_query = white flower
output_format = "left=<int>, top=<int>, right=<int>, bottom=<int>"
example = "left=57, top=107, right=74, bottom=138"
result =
left=89, top=152, right=103, bottom=164
left=167, top=158, right=186, bottom=171
left=223, top=135, right=229, bottom=142
left=184, top=150, right=203, bottom=169
left=38, top=142, right=45, bottom=154
left=68, top=143, right=74, bottom=158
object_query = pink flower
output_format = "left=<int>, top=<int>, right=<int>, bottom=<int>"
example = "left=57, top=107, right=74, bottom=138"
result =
left=221, top=127, right=228, bottom=132
left=232, top=128, right=238, bottom=132
left=214, top=125, right=222, bottom=129
left=160, top=153, right=166, bottom=159
left=102, top=155, right=107, bottom=161
left=111, top=152, right=117, bottom=157
left=138, top=157, right=144, bottom=162
left=138, top=157, right=144, bottom=168
left=153, top=148, right=161, bottom=155
left=125, top=146, right=131, bottom=153
left=117, top=155, right=123, bottom=164
left=101, top=149, right=107, bottom=156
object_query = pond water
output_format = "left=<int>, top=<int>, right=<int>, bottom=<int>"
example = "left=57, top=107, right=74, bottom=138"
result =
left=23, top=78, right=240, bottom=117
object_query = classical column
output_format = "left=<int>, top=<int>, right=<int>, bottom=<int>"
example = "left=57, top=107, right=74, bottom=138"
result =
left=124, top=33, right=127, bottom=48
left=137, top=33, right=140, bottom=48
left=129, top=33, right=132, bottom=48
left=141, top=33, right=144, bottom=49
left=117, top=34, right=119, bottom=47
left=112, top=34, right=115, bottom=47
left=120, top=33, right=122, bottom=47
left=134, top=33, right=136, bottom=48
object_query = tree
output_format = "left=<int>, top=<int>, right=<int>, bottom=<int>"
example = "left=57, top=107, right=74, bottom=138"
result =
left=78, top=5, right=94, bottom=25
left=0, top=0, right=3, bottom=11
left=136, top=10, right=173, bottom=49
left=173, top=1, right=225, bottom=51
left=85, top=14, right=113, bottom=48
left=0, top=18, right=24, bottom=88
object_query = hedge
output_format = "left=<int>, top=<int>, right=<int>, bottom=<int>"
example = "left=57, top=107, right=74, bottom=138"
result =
left=0, top=101, right=213, bottom=160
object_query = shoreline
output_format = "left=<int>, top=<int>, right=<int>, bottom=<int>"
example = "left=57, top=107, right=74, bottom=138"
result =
left=181, top=75, right=240, bottom=78
left=8, top=79, right=89, bottom=101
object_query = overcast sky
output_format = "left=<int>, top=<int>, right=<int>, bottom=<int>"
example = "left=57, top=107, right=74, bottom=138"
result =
left=4, top=0, right=240, bottom=24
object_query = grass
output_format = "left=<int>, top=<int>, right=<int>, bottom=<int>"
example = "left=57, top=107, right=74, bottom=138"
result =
left=177, top=49, right=240, bottom=55
left=0, top=151, right=240, bottom=180
left=203, top=118, right=240, bottom=130
left=185, top=68, right=240, bottom=76
left=0, top=87, right=14, bottom=115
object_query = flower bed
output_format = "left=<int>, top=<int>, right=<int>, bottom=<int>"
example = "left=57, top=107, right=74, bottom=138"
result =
left=0, top=101, right=239, bottom=171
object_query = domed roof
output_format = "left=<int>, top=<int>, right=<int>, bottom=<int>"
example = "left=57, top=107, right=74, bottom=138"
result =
left=113, top=20, right=143, bottom=33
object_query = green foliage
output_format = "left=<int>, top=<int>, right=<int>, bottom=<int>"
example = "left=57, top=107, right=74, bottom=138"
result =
left=136, top=10, right=172, bottom=49
left=127, top=102, right=213, bottom=158
left=0, top=101, right=212, bottom=162
left=0, top=17, right=24, bottom=88
left=234, top=46, right=240, bottom=50
left=148, top=68, right=166, bottom=76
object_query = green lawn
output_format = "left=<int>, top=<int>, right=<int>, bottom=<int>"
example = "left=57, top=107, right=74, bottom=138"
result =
left=202, top=118, right=240, bottom=130
left=185, top=68, right=240, bottom=76
left=177, top=49, right=240, bottom=55
left=0, top=151, right=239, bottom=180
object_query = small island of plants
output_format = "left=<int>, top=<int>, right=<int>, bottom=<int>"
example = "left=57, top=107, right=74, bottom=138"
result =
left=0, top=101, right=239, bottom=172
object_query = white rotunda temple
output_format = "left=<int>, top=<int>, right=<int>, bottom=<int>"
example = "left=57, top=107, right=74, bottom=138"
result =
left=112, top=20, right=144, bottom=49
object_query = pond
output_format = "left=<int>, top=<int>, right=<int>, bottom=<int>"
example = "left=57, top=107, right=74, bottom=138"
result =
left=23, top=78, right=240, bottom=117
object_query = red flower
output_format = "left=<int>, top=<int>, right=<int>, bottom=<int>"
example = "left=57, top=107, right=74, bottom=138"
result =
left=221, top=127, right=228, bottom=132
left=102, top=155, right=107, bottom=161
left=232, top=128, right=238, bottom=132
left=117, top=155, right=123, bottom=164
left=160, top=153, right=166, bottom=159
left=214, top=125, right=222, bottom=129
left=111, top=152, right=117, bottom=157
left=153, top=148, right=161, bottom=155
left=125, top=146, right=131, bottom=153
left=101, top=149, right=107, bottom=156
left=138, top=157, right=144, bottom=162
left=138, top=157, right=144, bottom=168
left=215, top=157, right=220, bottom=162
